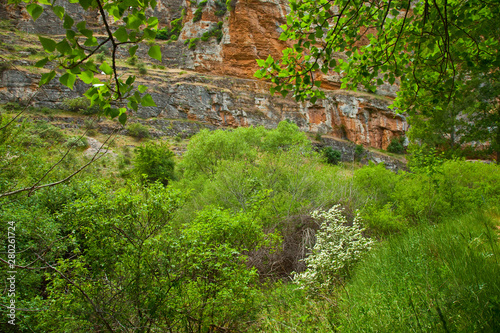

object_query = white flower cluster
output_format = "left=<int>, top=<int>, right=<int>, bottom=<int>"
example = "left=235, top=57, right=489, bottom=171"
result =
left=294, top=205, right=374, bottom=291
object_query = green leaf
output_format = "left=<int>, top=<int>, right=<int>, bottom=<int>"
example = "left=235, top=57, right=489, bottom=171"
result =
left=118, top=110, right=127, bottom=125
left=126, top=75, right=136, bottom=85
left=265, top=55, right=273, bottom=66
left=147, top=17, right=159, bottom=28
left=78, top=0, right=93, bottom=10
left=109, top=108, right=120, bottom=118
left=35, top=57, right=49, bottom=68
left=52, top=6, right=65, bottom=20
left=39, top=71, right=56, bottom=86
left=141, top=94, right=156, bottom=107
left=143, top=28, right=156, bottom=40
left=129, top=45, right=139, bottom=57
left=100, top=62, right=113, bottom=75
left=56, top=39, right=72, bottom=54
left=39, top=36, right=57, bottom=53
left=138, top=85, right=148, bottom=93
left=27, top=4, right=43, bottom=21
left=114, top=27, right=129, bottom=43
left=78, top=71, right=94, bottom=84
left=59, top=73, right=76, bottom=90
left=148, top=45, right=162, bottom=61
left=63, top=14, right=74, bottom=29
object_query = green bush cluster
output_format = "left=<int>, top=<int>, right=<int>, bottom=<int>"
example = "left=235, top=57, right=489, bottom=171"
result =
left=156, top=10, right=185, bottom=41
left=184, top=37, right=200, bottom=50
left=65, top=136, right=88, bottom=149
left=387, top=136, right=405, bottom=154
left=63, top=97, right=99, bottom=115
left=126, top=122, right=150, bottom=139
left=192, top=0, right=207, bottom=22
left=1, top=115, right=499, bottom=332
left=201, top=21, right=224, bottom=43
left=355, top=160, right=500, bottom=235
left=322, top=146, right=341, bottom=165
left=134, top=141, right=175, bottom=185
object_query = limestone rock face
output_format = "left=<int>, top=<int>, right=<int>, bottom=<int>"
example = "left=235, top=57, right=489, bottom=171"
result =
left=0, top=0, right=408, bottom=149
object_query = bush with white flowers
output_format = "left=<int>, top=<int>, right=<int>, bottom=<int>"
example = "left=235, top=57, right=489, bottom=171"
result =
left=294, top=205, right=374, bottom=292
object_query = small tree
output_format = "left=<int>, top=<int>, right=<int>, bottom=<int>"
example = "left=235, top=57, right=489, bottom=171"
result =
left=134, top=141, right=175, bottom=185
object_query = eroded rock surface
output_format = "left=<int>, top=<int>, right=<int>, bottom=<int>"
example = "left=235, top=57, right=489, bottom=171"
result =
left=0, top=0, right=407, bottom=150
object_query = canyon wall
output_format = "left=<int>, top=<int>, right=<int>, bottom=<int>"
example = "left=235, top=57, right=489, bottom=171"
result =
left=0, top=0, right=407, bottom=149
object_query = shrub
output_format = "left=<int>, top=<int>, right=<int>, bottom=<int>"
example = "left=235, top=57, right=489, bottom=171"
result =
left=63, top=97, right=89, bottom=112
left=126, top=55, right=138, bottom=66
left=134, top=141, right=175, bottom=185
left=95, top=52, right=106, bottom=63
left=322, top=146, right=341, bottom=165
left=63, top=97, right=99, bottom=115
left=355, top=144, right=365, bottom=156
left=294, top=205, right=374, bottom=292
left=33, top=121, right=65, bottom=143
left=156, top=10, right=185, bottom=40
left=193, top=0, right=207, bottom=22
left=126, top=122, right=150, bottom=139
left=137, top=63, right=147, bottom=75
left=65, top=136, right=88, bottom=149
left=387, top=136, right=405, bottom=154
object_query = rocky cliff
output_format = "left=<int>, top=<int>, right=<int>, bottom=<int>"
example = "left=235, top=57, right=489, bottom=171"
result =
left=0, top=0, right=407, bottom=150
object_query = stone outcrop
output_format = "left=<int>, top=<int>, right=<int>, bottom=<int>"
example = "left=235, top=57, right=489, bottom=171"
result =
left=0, top=0, right=407, bottom=150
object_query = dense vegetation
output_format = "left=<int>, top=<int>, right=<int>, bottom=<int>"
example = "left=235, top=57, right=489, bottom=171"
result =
left=1, top=0, right=499, bottom=331
left=1, top=107, right=499, bottom=331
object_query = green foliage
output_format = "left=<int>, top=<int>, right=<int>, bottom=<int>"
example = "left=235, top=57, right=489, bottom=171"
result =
left=156, top=9, right=185, bottom=41
left=386, top=136, right=405, bottom=154
left=355, top=160, right=500, bottom=233
left=407, top=144, right=445, bottom=174
left=180, top=121, right=310, bottom=178
left=126, top=122, right=150, bottom=139
left=201, top=21, right=224, bottom=43
left=137, top=62, right=148, bottom=75
left=95, top=51, right=106, bottom=63
left=33, top=121, right=66, bottom=143
left=193, top=0, right=207, bottom=22
left=63, top=97, right=99, bottom=115
left=184, top=37, right=200, bottom=50
left=134, top=141, right=175, bottom=185
left=126, top=54, right=138, bottom=66
left=253, top=282, right=336, bottom=332
left=65, top=136, right=88, bottom=149
left=256, top=0, right=500, bottom=160
left=354, top=144, right=364, bottom=156
left=322, top=146, right=341, bottom=165
left=214, top=0, right=228, bottom=16
left=337, top=213, right=500, bottom=332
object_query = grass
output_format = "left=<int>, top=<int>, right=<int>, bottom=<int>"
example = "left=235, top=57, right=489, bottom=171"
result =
left=336, top=212, right=500, bottom=332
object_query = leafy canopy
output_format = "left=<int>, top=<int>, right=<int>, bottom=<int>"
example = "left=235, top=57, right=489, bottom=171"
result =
left=256, top=0, right=499, bottom=109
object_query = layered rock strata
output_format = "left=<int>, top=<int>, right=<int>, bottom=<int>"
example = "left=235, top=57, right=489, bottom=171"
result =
left=0, top=0, right=407, bottom=149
